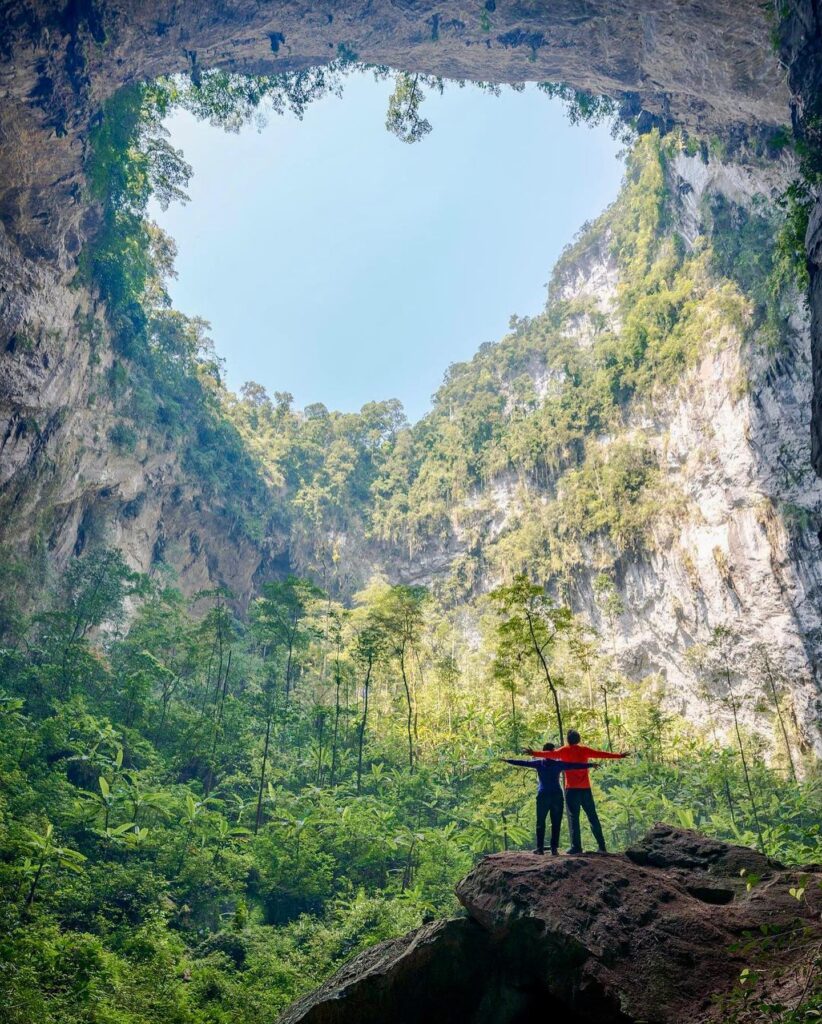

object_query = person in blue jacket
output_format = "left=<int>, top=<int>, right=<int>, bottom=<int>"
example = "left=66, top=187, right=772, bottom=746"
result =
left=502, top=742, right=598, bottom=855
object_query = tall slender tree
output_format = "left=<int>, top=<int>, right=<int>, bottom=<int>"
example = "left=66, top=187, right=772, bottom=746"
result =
left=352, top=621, right=386, bottom=793
left=710, top=627, right=767, bottom=855
left=593, top=573, right=624, bottom=750
left=490, top=575, right=572, bottom=745
left=373, top=585, right=429, bottom=772
left=328, top=609, right=348, bottom=788
left=252, top=577, right=324, bottom=703
left=753, top=644, right=797, bottom=783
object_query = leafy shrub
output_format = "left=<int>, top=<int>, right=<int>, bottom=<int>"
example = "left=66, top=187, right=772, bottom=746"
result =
left=108, top=421, right=138, bottom=453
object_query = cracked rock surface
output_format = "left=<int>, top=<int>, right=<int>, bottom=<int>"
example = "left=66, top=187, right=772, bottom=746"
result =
left=279, top=825, right=822, bottom=1024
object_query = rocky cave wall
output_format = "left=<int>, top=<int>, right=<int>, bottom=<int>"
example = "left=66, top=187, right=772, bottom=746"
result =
left=301, top=145, right=822, bottom=757
left=0, top=0, right=791, bottom=269
left=781, top=1, right=822, bottom=474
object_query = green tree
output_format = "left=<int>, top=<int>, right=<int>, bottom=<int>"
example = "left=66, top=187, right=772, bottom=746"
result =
left=385, top=73, right=436, bottom=143
left=708, top=626, right=767, bottom=855
left=490, top=575, right=573, bottom=744
left=19, top=823, right=86, bottom=910
left=752, top=644, right=798, bottom=783
left=371, top=584, right=430, bottom=772
left=593, top=573, right=625, bottom=750
left=352, top=619, right=387, bottom=793
left=41, top=548, right=145, bottom=698
left=253, top=577, right=325, bottom=702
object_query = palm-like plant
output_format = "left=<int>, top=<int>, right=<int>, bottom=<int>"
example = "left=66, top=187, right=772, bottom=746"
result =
left=20, top=822, right=86, bottom=909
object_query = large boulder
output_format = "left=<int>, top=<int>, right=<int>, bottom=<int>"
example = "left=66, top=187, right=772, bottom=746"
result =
left=280, top=825, right=821, bottom=1024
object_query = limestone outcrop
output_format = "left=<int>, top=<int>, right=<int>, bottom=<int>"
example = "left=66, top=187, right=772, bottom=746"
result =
left=279, top=825, right=822, bottom=1024
left=372, top=149, right=822, bottom=755
left=0, top=2, right=812, bottom=587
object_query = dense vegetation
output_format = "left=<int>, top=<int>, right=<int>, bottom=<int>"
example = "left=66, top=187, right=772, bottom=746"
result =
left=2, top=64, right=820, bottom=1024
left=0, top=551, right=818, bottom=1023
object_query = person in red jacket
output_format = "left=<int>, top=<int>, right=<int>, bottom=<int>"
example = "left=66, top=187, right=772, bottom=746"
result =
left=502, top=742, right=600, bottom=856
left=525, top=729, right=630, bottom=854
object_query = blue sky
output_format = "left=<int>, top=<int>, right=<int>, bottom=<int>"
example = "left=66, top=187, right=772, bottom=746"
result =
left=153, top=71, right=624, bottom=423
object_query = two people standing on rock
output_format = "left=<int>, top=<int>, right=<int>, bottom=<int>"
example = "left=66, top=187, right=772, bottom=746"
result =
left=502, top=730, right=630, bottom=855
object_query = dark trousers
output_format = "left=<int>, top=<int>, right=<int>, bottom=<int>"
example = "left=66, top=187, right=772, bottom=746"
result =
left=536, top=792, right=564, bottom=852
left=565, top=788, right=606, bottom=851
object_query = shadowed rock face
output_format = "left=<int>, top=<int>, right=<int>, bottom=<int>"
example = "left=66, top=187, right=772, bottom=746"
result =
left=784, top=3, right=822, bottom=475
left=279, top=826, right=822, bottom=1024
left=0, top=1, right=789, bottom=271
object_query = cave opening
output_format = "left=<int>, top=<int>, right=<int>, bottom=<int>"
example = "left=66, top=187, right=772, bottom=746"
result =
left=143, top=66, right=626, bottom=422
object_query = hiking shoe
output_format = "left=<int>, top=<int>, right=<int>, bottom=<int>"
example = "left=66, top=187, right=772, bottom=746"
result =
left=565, top=846, right=583, bottom=855
left=532, top=848, right=545, bottom=855
left=550, top=848, right=558, bottom=856
left=596, top=847, right=608, bottom=854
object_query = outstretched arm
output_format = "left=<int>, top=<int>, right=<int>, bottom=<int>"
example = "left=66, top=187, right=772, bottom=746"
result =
left=527, top=748, right=630, bottom=759
left=501, top=759, right=538, bottom=769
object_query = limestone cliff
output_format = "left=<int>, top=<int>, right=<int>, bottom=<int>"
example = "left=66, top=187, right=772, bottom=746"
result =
left=0, top=0, right=813, bottom=595
left=404, top=149, right=822, bottom=756
left=0, top=0, right=789, bottom=269
left=600, top=153, right=822, bottom=754
left=0, top=248, right=282, bottom=600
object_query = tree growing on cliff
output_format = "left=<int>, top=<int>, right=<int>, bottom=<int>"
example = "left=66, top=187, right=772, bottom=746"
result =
left=385, top=73, right=438, bottom=144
